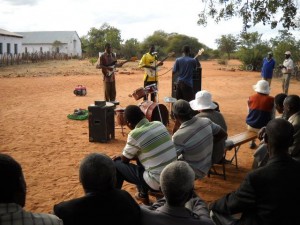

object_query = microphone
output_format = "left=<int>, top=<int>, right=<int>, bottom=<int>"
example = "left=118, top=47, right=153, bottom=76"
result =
left=152, top=52, right=158, bottom=55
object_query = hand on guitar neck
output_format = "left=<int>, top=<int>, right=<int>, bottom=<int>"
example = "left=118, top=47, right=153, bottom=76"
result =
left=145, top=52, right=175, bottom=77
left=97, top=56, right=137, bottom=77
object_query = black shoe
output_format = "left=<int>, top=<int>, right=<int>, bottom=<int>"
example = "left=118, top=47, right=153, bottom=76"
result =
left=249, top=142, right=257, bottom=149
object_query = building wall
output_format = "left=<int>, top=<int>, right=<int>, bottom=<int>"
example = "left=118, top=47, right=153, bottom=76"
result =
left=21, top=33, right=82, bottom=57
left=0, top=35, right=22, bottom=55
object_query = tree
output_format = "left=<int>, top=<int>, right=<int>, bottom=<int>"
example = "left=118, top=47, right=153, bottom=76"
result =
left=215, top=34, right=238, bottom=59
left=167, top=33, right=205, bottom=58
left=120, top=38, right=140, bottom=59
left=84, top=23, right=122, bottom=57
left=236, top=32, right=271, bottom=71
left=197, top=0, right=298, bottom=31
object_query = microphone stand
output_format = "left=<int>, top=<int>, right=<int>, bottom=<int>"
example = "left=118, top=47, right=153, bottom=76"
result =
left=154, top=54, right=163, bottom=124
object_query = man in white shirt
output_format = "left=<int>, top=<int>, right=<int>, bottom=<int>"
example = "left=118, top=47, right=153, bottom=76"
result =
left=280, top=51, right=294, bottom=94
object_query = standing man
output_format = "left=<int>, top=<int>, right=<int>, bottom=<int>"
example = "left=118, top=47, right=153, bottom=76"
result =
left=280, top=51, right=294, bottom=94
left=113, top=105, right=177, bottom=205
left=139, top=44, right=163, bottom=102
left=261, top=51, right=276, bottom=86
left=98, top=43, right=118, bottom=102
left=173, top=45, right=198, bottom=102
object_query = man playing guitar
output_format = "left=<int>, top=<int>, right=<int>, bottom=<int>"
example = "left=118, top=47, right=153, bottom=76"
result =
left=98, top=43, right=119, bottom=102
left=138, top=44, right=163, bottom=102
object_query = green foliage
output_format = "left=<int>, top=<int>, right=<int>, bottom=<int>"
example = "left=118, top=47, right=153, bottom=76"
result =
left=89, top=57, right=98, bottom=65
left=198, top=0, right=298, bottom=31
left=215, top=34, right=238, bottom=59
left=120, top=38, right=140, bottom=59
left=236, top=32, right=271, bottom=71
left=83, top=23, right=122, bottom=57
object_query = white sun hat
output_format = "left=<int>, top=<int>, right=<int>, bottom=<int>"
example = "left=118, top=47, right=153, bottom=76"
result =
left=189, top=90, right=217, bottom=111
left=253, top=80, right=270, bottom=94
left=285, top=51, right=291, bottom=55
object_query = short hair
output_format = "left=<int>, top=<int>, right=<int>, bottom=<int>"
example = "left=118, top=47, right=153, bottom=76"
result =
left=266, top=118, right=294, bottom=151
left=160, top=161, right=195, bottom=206
left=182, top=45, right=190, bottom=54
left=0, top=153, right=26, bottom=203
left=274, top=93, right=287, bottom=108
left=284, top=95, right=300, bottom=112
left=124, top=105, right=145, bottom=126
left=79, top=153, right=116, bottom=192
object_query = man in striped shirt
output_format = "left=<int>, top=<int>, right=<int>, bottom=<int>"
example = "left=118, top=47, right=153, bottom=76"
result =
left=172, top=100, right=227, bottom=179
left=113, top=105, right=177, bottom=205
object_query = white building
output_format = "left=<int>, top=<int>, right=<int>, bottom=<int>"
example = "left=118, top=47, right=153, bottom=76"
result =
left=0, top=28, right=23, bottom=55
left=16, top=31, right=82, bottom=57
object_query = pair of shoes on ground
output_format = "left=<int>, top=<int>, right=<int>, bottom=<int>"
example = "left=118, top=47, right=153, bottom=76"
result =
left=134, top=192, right=151, bottom=206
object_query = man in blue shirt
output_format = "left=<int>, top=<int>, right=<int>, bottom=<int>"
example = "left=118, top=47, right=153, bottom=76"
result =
left=261, top=51, right=276, bottom=86
left=173, top=45, right=198, bottom=102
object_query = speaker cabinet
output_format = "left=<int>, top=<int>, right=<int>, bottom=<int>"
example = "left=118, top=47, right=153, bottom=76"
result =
left=88, top=102, right=115, bottom=143
left=171, top=67, right=202, bottom=98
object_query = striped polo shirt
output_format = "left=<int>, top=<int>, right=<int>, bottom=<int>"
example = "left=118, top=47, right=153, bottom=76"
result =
left=172, top=117, right=221, bottom=179
left=122, top=118, right=177, bottom=190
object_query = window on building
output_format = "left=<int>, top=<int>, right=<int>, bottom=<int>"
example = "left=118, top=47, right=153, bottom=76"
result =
left=56, top=47, right=59, bottom=53
left=14, top=44, right=18, bottom=54
left=25, top=47, right=27, bottom=54
left=7, top=43, right=11, bottom=54
left=40, top=47, right=43, bottom=52
left=0, top=43, right=3, bottom=54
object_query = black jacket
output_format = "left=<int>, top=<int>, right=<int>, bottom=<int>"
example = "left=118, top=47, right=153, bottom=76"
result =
left=210, top=155, right=300, bottom=225
left=54, top=189, right=141, bottom=225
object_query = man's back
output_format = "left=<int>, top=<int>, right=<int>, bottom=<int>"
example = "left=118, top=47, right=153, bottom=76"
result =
left=54, top=189, right=140, bottom=225
left=0, top=203, right=62, bottom=225
left=123, top=118, right=177, bottom=188
left=173, top=56, right=197, bottom=87
left=197, top=110, right=227, bottom=164
left=211, top=155, right=300, bottom=225
left=172, top=116, right=220, bottom=178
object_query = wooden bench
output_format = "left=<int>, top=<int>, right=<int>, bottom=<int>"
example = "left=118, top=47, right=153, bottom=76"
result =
left=225, top=131, right=258, bottom=169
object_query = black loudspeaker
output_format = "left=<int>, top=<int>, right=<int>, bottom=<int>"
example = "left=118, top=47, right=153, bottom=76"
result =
left=192, top=67, right=202, bottom=94
left=88, top=102, right=115, bottom=143
left=171, top=67, right=202, bottom=98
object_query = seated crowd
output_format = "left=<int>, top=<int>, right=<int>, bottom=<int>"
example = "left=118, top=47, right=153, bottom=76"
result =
left=2, top=90, right=300, bottom=225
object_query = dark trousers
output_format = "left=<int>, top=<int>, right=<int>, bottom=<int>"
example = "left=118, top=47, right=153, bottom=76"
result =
left=176, top=81, right=194, bottom=102
left=114, top=158, right=152, bottom=196
left=144, top=81, right=157, bottom=102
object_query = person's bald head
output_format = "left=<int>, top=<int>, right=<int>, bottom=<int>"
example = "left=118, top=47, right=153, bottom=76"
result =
left=160, top=161, right=195, bottom=206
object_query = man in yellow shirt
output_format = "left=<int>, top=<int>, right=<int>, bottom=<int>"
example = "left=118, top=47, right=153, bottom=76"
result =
left=139, top=45, right=163, bottom=102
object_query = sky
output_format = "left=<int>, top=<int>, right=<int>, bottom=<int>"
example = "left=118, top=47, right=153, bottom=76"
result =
left=1, top=0, right=299, bottom=49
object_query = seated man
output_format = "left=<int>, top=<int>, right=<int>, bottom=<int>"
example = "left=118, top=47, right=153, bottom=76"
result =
left=252, top=93, right=287, bottom=169
left=113, top=105, right=177, bottom=205
left=0, top=153, right=63, bottom=225
left=54, top=153, right=141, bottom=225
left=246, top=80, right=274, bottom=149
left=140, top=161, right=214, bottom=225
left=209, top=118, right=300, bottom=225
left=172, top=99, right=227, bottom=179
left=190, top=90, right=228, bottom=164
left=252, top=93, right=298, bottom=168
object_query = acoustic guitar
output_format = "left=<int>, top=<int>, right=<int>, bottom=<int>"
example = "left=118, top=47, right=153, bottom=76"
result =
left=145, top=52, right=175, bottom=77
